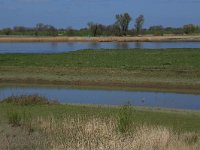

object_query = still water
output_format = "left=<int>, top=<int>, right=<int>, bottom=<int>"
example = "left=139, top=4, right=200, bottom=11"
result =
left=0, top=86, right=200, bottom=110
left=0, top=42, right=200, bottom=53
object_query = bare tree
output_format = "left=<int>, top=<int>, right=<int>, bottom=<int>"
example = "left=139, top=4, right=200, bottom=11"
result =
left=135, top=15, right=144, bottom=35
left=115, top=13, right=132, bottom=36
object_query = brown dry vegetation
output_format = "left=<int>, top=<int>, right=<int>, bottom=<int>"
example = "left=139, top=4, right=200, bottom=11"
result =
left=43, top=118, right=200, bottom=150
left=1, top=35, right=200, bottom=42
left=1, top=117, right=199, bottom=150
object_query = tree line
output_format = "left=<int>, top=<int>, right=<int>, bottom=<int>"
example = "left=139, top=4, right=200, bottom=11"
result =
left=0, top=13, right=200, bottom=36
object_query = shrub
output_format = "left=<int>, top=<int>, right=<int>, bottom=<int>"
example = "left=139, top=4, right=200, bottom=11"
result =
left=1, top=95, right=59, bottom=105
left=117, top=102, right=134, bottom=133
left=22, top=111, right=34, bottom=133
left=7, top=110, right=22, bottom=127
left=183, top=24, right=198, bottom=34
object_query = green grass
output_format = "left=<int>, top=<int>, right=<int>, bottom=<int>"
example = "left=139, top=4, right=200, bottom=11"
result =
left=1, top=48, right=200, bottom=92
left=0, top=103, right=200, bottom=132
left=0, top=48, right=200, bottom=70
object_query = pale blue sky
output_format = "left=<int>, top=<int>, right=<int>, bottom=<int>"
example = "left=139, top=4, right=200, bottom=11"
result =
left=0, top=0, right=199, bottom=29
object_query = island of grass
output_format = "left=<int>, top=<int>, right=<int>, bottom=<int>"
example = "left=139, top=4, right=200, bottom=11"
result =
left=0, top=95, right=200, bottom=149
left=0, top=48, right=200, bottom=93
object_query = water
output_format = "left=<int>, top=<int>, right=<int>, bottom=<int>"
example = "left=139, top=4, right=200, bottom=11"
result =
left=0, top=42, right=200, bottom=53
left=0, top=86, right=200, bottom=110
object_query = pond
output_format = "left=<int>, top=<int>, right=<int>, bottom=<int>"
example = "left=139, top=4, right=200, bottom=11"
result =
left=0, top=42, right=200, bottom=53
left=0, top=86, right=200, bottom=110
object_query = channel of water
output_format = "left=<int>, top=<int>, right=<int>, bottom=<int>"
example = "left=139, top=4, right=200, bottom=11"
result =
left=1, top=42, right=200, bottom=53
left=0, top=86, right=200, bottom=110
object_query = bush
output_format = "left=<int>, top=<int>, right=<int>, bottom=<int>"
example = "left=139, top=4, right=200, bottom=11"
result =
left=1, top=95, right=59, bottom=105
left=117, top=102, right=134, bottom=133
left=183, top=24, right=198, bottom=34
left=7, top=110, right=22, bottom=127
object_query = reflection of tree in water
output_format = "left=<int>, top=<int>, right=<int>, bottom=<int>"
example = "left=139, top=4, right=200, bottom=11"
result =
left=50, top=42, right=58, bottom=49
left=67, top=42, right=75, bottom=49
left=114, top=42, right=129, bottom=49
left=89, top=42, right=100, bottom=49
left=135, top=42, right=142, bottom=49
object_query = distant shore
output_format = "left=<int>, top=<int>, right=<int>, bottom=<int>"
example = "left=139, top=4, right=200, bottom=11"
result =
left=1, top=35, right=200, bottom=42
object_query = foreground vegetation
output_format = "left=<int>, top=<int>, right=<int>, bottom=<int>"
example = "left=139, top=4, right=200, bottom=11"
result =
left=0, top=48, right=200, bottom=93
left=0, top=95, right=200, bottom=149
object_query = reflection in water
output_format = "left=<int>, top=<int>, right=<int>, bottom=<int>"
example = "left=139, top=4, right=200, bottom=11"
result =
left=0, top=42, right=200, bottom=53
left=89, top=42, right=100, bottom=49
left=135, top=42, right=142, bottom=49
left=114, top=42, right=129, bottom=49
left=67, top=42, right=75, bottom=50
left=50, top=42, right=58, bottom=50
left=0, top=86, right=200, bottom=110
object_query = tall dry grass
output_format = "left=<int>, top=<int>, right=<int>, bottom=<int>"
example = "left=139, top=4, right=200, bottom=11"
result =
left=38, top=117, right=200, bottom=150
left=1, top=35, right=200, bottom=42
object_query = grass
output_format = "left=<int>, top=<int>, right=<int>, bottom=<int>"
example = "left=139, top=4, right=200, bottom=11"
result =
left=38, top=117, right=200, bottom=150
left=0, top=48, right=200, bottom=70
left=117, top=103, right=134, bottom=133
left=7, top=110, right=22, bottom=127
left=1, top=48, right=200, bottom=92
left=0, top=96, right=200, bottom=132
left=0, top=96, right=200, bottom=149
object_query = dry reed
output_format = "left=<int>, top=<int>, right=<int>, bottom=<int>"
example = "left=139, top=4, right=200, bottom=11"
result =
left=1, top=35, right=200, bottom=42
left=37, top=117, right=200, bottom=150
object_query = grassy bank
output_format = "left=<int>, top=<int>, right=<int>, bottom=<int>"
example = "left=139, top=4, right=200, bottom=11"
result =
left=1, top=35, right=200, bottom=42
left=1, top=48, right=200, bottom=92
left=0, top=96, right=200, bottom=149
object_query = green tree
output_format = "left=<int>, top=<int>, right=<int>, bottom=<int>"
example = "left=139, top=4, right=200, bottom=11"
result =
left=2, top=28, right=12, bottom=35
left=87, top=22, right=98, bottom=37
left=135, top=15, right=144, bottom=35
left=149, top=25, right=164, bottom=36
left=183, top=24, right=198, bottom=34
left=115, top=13, right=132, bottom=36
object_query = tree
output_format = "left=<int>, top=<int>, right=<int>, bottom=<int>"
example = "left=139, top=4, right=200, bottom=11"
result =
left=87, top=22, right=98, bottom=36
left=115, top=13, right=132, bottom=36
left=183, top=24, right=198, bottom=34
left=134, top=15, right=144, bottom=35
left=2, top=28, right=12, bottom=35
left=35, top=23, right=58, bottom=36
left=149, top=25, right=164, bottom=36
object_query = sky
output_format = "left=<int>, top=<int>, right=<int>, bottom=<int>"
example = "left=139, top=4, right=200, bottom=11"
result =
left=0, top=0, right=200, bottom=29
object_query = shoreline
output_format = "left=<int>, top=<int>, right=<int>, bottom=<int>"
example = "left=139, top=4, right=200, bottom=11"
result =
left=1, top=35, right=200, bottom=42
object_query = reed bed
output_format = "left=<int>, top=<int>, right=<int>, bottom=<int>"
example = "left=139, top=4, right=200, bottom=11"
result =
left=0, top=110, right=199, bottom=150
left=38, top=117, right=200, bottom=150
left=0, top=35, right=200, bottom=42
